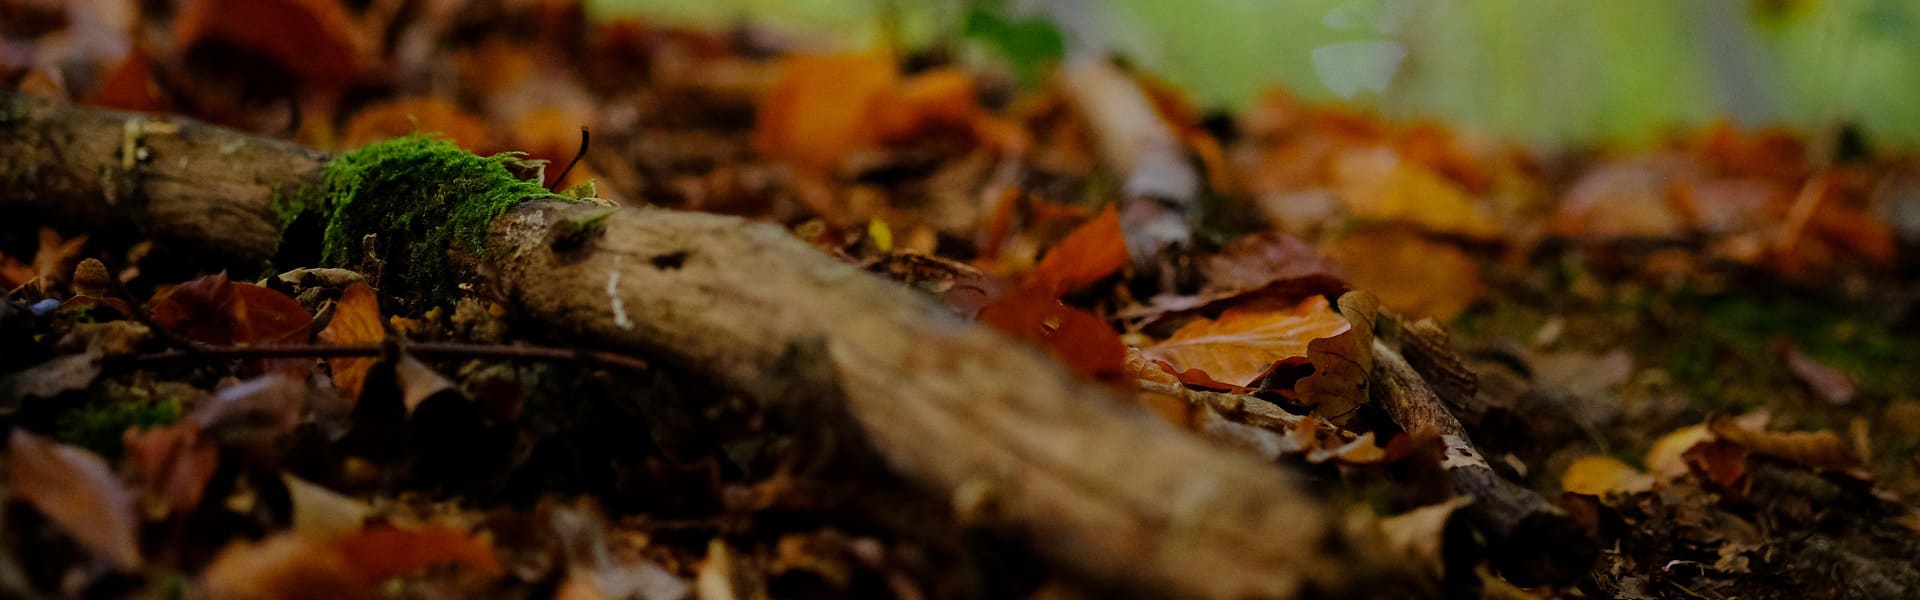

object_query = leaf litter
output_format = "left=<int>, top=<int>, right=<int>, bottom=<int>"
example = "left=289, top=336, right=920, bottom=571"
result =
left=1, top=2, right=1918, bottom=598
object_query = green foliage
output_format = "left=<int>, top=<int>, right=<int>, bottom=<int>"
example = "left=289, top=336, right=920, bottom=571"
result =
left=275, top=135, right=564, bottom=304
left=54, top=395, right=181, bottom=457
left=961, top=0, right=1064, bottom=87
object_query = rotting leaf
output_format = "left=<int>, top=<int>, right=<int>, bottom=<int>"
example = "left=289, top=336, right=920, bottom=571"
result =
left=318, top=283, right=384, bottom=398
left=1295, top=291, right=1379, bottom=422
left=150, top=272, right=313, bottom=347
left=1, top=350, right=104, bottom=407
left=1142, top=295, right=1350, bottom=388
left=7, top=431, right=142, bottom=570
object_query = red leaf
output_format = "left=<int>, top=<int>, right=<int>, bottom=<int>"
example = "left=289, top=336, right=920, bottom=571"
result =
left=150, top=272, right=313, bottom=346
left=331, top=525, right=501, bottom=581
left=1029, top=204, right=1127, bottom=294
left=173, top=0, right=372, bottom=86
left=979, top=286, right=1127, bottom=382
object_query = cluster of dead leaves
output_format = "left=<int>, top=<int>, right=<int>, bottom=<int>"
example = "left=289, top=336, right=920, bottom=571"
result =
left=1562, top=412, right=1871, bottom=500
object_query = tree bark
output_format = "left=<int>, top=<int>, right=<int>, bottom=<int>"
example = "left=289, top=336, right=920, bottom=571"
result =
left=1, top=94, right=1394, bottom=598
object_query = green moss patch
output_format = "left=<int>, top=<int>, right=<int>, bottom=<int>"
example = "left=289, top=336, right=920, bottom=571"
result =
left=275, top=135, right=563, bottom=303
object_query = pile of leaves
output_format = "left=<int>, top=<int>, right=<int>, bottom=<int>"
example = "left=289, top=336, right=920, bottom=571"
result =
left=3, top=0, right=1919, bottom=598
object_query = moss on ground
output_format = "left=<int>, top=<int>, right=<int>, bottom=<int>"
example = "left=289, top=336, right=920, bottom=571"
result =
left=274, top=136, right=564, bottom=303
left=54, top=395, right=181, bottom=457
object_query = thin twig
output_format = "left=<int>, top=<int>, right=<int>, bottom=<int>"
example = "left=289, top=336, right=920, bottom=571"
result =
left=123, top=341, right=649, bottom=372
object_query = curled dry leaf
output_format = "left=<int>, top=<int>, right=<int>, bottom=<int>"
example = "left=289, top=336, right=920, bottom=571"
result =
left=7, top=431, right=142, bottom=570
left=283, top=474, right=372, bottom=536
left=150, top=272, right=313, bottom=347
left=1296, top=291, right=1379, bottom=422
left=1560, top=456, right=1655, bottom=496
left=319, top=283, right=384, bottom=398
left=1142, top=294, right=1349, bottom=388
left=1344, top=496, right=1473, bottom=587
left=1326, top=228, right=1484, bottom=321
left=1708, top=415, right=1865, bottom=474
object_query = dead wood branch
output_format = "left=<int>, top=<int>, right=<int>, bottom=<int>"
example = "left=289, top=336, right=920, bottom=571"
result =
left=0, top=94, right=1402, bottom=599
left=1369, top=338, right=1595, bottom=585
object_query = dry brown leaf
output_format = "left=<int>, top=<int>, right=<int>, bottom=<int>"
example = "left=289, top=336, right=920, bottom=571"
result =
left=201, top=524, right=499, bottom=600
left=122, top=421, right=218, bottom=518
left=1326, top=228, right=1484, bottom=321
left=1560, top=456, right=1654, bottom=496
left=1142, top=295, right=1350, bottom=388
left=7, top=431, right=142, bottom=570
left=1296, top=291, right=1379, bottom=422
left=318, top=283, right=383, bottom=398
left=1681, top=440, right=1752, bottom=496
left=1781, top=345, right=1857, bottom=406
left=283, top=473, right=370, bottom=537
left=1552, top=156, right=1689, bottom=240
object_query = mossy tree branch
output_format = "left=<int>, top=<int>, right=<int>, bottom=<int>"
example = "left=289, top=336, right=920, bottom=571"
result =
left=0, top=94, right=1413, bottom=599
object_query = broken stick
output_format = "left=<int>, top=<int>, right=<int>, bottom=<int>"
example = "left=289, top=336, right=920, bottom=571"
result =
left=0, top=94, right=1402, bottom=599
left=1369, top=337, right=1595, bottom=585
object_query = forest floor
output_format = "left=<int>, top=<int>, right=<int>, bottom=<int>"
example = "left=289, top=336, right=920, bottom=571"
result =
left=2, top=1, right=1918, bottom=599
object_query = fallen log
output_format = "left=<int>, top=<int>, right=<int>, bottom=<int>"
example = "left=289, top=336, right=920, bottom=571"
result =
left=0, top=94, right=1398, bottom=598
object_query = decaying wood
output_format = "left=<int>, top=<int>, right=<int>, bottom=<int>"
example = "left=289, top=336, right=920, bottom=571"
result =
left=0, top=94, right=1403, bottom=599
left=1369, top=338, right=1595, bottom=585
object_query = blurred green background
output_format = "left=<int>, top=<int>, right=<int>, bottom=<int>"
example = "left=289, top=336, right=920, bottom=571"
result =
left=588, top=0, right=1920, bottom=150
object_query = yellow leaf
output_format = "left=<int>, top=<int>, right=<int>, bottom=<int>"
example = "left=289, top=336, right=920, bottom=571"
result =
left=1333, top=146, right=1500, bottom=238
left=1561, top=456, right=1655, bottom=496
left=1643, top=424, right=1711, bottom=481
left=1326, top=228, right=1484, bottom=321
left=1143, top=295, right=1350, bottom=387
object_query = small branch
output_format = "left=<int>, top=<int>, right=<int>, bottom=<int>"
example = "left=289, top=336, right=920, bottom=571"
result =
left=1370, top=338, right=1593, bottom=585
left=123, top=341, right=650, bottom=372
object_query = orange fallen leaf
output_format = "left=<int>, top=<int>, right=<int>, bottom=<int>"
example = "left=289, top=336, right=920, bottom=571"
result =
left=1028, top=204, right=1126, bottom=294
left=318, top=283, right=384, bottom=398
left=1560, top=456, right=1655, bottom=496
left=1644, top=424, right=1712, bottom=481
left=752, top=52, right=900, bottom=173
left=201, top=524, right=498, bottom=600
left=1326, top=228, right=1484, bottom=321
left=8, top=431, right=142, bottom=570
left=1143, top=295, right=1351, bottom=388
left=341, top=97, right=495, bottom=153
left=870, top=67, right=978, bottom=143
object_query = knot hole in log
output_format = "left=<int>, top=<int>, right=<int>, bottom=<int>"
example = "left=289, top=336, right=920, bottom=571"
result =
left=649, top=251, right=689, bottom=270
